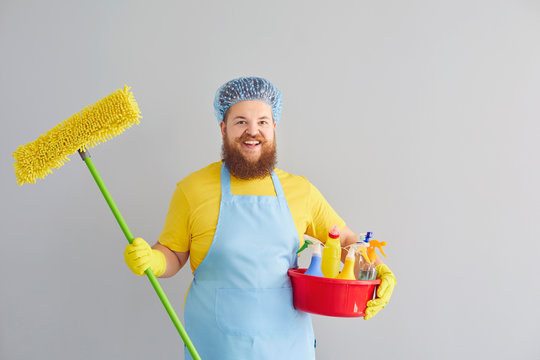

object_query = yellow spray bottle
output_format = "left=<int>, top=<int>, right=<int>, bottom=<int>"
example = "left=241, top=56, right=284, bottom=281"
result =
left=321, top=225, right=341, bottom=278
left=336, top=245, right=357, bottom=280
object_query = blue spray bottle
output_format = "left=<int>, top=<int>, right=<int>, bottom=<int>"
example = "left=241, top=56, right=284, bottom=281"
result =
left=297, top=234, right=325, bottom=277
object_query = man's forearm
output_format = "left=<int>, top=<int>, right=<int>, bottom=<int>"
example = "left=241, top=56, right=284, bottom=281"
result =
left=152, top=242, right=189, bottom=278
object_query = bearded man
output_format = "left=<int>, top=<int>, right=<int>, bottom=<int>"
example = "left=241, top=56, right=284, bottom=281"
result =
left=124, top=77, right=396, bottom=360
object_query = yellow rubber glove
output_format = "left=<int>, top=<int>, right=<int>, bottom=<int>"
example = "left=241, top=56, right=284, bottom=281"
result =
left=364, top=263, right=396, bottom=320
left=124, top=237, right=166, bottom=277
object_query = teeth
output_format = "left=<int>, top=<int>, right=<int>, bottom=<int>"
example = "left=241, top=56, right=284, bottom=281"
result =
left=244, top=141, right=260, bottom=145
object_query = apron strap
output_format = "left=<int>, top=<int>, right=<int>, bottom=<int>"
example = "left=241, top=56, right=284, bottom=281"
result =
left=220, top=163, right=287, bottom=209
left=220, top=163, right=233, bottom=200
left=270, top=168, right=288, bottom=209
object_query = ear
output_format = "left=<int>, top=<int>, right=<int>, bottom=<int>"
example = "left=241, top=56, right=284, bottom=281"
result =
left=273, top=121, right=277, bottom=129
left=220, top=121, right=226, bottom=137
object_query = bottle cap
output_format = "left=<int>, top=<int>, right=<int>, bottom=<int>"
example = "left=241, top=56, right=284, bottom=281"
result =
left=328, top=225, right=340, bottom=239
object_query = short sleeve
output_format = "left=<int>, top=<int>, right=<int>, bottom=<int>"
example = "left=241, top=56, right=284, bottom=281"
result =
left=305, top=182, right=346, bottom=242
left=158, top=184, right=191, bottom=252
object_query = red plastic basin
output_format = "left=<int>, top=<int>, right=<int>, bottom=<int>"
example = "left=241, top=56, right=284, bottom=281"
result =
left=288, top=268, right=380, bottom=317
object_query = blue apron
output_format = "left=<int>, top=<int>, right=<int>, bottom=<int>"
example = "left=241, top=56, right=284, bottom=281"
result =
left=184, top=163, right=315, bottom=360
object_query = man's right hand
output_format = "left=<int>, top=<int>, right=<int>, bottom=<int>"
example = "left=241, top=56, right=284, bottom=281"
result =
left=124, top=237, right=166, bottom=276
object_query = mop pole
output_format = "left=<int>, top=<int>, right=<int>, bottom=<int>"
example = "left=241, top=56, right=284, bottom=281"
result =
left=79, top=150, right=201, bottom=360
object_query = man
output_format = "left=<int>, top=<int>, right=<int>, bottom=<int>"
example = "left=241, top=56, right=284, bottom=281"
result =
left=124, top=77, right=396, bottom=360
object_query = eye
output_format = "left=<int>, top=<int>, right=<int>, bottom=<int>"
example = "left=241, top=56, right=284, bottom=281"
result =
left=236, top=120, right=247, bottom=125
left=259, top=120, right=268, bottom=126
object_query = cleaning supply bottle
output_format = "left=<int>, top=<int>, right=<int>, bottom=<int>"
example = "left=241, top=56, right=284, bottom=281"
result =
left=321, top=225, right=341, bottom=278
left=336, top=245, right=357, bottom=280
left=297, top=234, right=325, bottom=277
left=357, top=233, right=388, bottom=280
left=357, top=243, right=377, bottom=280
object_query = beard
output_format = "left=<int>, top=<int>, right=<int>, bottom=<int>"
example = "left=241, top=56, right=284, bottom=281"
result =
left=222, top=132, right=277, bottom=180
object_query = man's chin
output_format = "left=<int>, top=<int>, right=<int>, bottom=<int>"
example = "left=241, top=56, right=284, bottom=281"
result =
left=242, top=154, right=261, bottom=163
left=235, top=149, right=263, bottom=162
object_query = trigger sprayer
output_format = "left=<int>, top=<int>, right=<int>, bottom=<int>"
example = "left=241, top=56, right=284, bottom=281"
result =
left=297, top=234, right=325, bottom=277
left=357, top=232, right=388, bottom=280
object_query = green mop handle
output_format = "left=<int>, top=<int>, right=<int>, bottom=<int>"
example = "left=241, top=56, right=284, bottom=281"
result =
left=78, top=150, right=201, bottom=360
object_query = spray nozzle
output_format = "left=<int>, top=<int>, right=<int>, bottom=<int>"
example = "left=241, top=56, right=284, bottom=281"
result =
left=354, top=232, right=389, bottom=264
left=365, top=239, right=387, bottom=263
left=297, top=240, right=311, bottom=254
left=358, top=231, right=373, bottom=243
left=297, top=234, right=325, bottom=254
left=342, top=244, right=359, bottom=260
left=345, top=242, right=370, bottom=264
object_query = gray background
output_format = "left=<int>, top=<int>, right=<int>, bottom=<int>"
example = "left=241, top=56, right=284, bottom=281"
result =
left=1, top=1, right=539, bottom=359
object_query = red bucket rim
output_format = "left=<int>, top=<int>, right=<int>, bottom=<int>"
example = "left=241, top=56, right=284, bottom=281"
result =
left=288, top=268, right=381, bottom=285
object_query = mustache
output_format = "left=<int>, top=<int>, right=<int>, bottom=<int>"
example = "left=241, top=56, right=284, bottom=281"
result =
left=236, top=133, right=267, bottom=143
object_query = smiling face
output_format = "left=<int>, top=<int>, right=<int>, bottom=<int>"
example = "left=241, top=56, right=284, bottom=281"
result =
left=220, top=100, right=277, bottom=179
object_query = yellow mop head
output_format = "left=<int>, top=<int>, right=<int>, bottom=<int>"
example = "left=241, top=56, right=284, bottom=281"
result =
left=13, top=85, right=141, bottom=185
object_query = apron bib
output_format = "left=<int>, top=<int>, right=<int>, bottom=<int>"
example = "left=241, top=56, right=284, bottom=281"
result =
left=184, top=163, right=315, bottom=359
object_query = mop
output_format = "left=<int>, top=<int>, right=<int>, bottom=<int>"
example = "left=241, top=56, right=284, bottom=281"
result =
left=13, top=86, right=201, bottom=360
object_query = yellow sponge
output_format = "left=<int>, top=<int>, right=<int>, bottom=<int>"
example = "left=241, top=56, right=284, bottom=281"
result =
left=13, top=85, right=141, bottom=185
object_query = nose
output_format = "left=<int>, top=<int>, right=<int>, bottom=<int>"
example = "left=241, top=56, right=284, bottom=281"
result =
left=245, top=122, right=260, bottom=137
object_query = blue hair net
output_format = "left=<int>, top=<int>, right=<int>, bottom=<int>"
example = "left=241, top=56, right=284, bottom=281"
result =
left=214, top=77, right=282, bottom=123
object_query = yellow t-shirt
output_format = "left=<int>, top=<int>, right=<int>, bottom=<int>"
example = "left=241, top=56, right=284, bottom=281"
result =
left=158, top=161, right=346, bottom=273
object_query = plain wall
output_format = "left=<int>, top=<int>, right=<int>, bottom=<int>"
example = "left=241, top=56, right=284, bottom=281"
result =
left=1, top=1, right=539, bottom=359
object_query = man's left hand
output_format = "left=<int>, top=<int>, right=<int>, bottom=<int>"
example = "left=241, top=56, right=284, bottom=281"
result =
left=364, top=263, right=396, bottom=320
